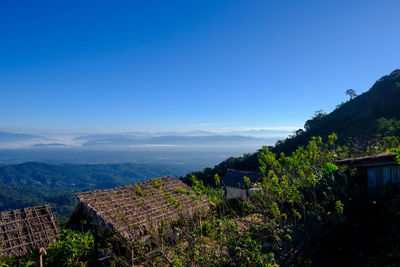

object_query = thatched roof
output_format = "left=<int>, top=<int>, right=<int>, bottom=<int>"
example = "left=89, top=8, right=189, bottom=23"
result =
left=70, top=176, right=210, bottom=241
left=0, top=205, right=58, bottom=258
left=222, top=169, right=262, bottom=189
left=336, top=152, right=398, bottom=167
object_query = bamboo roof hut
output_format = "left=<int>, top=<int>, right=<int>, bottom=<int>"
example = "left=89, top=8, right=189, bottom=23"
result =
left=222, top=169, right=262, bottom=200
left=222, top=169, right=261, bottom=189
left=0, top=205, right=58, bottom=258
left=337, top=152, right=400, bottom=198
left=69, top=176, right=210, bottom=241
left=336, top=152, right=398, bottom=167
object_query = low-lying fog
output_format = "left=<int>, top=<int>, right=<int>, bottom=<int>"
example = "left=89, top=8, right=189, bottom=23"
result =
left=0, top=129, right=294, bottom=168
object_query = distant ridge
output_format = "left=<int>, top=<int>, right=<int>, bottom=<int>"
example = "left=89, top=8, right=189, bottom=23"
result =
left=0, top=162, right=189, bottom=189
left=0, top=131, right=41, bottom=142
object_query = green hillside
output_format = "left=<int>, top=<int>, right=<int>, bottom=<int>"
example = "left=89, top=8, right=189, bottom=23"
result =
left=183, top=69, right=400, bottom=185
left=1, top=70, right=400, bottom=266
left=0, top=162, right=178, bottom=188
left=274, top=69, right=400, bottom=154
left=0, top=184, right=77, bottom=221
left=0, top=162, right=191, bottom=220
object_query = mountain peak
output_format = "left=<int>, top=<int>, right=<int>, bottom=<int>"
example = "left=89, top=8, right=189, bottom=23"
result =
left=389, top=69, right=400, bottom=76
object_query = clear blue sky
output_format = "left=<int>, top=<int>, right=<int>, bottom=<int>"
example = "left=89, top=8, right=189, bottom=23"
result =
left=1, top=0, right=399, bottom=133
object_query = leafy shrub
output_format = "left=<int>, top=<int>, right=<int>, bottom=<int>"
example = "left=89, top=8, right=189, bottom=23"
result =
left=252, top=134, right=347, bottom=265
left=45, top=229, right=94, bottom=267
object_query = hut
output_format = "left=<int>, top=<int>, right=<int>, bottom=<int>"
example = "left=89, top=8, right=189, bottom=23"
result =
left=69, top=176, right=210, bottom=243
left=337, top=152, right=400, bottom=198
left=222, top=169, right=262, bottom=200
left=0, top=205, right=58, bottom=261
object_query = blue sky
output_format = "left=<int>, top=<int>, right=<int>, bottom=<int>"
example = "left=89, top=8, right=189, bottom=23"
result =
left=1, top=0, right=399, bottom=133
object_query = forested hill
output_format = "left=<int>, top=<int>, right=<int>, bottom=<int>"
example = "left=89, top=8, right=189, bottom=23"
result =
left=0, top=162, right=190, bottom=189
left=274, top=69, right=400, bottom=154
left=0, top=162, right=192, bottom=220
left=183, top=69, right=400, bottom=185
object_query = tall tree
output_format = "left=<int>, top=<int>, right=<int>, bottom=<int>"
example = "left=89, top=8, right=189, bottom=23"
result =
left=345, top=89, right=357, bottom=100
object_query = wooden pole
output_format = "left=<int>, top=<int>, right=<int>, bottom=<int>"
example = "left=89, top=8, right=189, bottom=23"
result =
left=36, top=248, right=46, bottom=267
left=131, top=247, right=134, bottom=267
left=35, top=250, right=42, bottom=267
left=39, top=252, right=43, bottom=267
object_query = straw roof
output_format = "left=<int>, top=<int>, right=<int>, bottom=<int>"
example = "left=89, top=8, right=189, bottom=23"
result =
left=0, top=205, right=58, bottom=258
left=336, top=152, right=397, bottom=167
left=70, top=176, right=210, bottom=241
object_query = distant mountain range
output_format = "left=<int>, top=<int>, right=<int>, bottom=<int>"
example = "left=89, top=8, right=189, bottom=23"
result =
left=0, top=129, right=291, bottom=165
left=77, top=134, right=279, bottom=148
left=0, top=131, right=42, bottom=142
left=0, top=128, right=293, bottom=150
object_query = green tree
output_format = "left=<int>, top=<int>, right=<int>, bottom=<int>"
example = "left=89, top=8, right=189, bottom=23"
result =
left=304, top=110, right=327, bottom=131
left=252, top=134, right=347, bottom=265
left=345, top=88, right=357, bottom=100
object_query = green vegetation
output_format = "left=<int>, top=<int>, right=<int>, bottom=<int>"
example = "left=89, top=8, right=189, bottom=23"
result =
left=391, top=146, right=400, bottom=163
left=133, top=183, right=143, bottom=196
left=174, top=187, right=191, bottom=195
left=45, top=229, right=95, bottom=267
left=183, top=69, right=400, bottom=186
left=0, top=162, right=188, bottom=188
left=274, top=69, right=400, bottom=155
left=162, top=186, right=182, bottom=210
left=247, top=135, right=348, bottom=265
left=0, top=184, right=77, bottom=223
left=0, top=229, right=95, bottom=267
left=0, top=163, right=189, bottom=221
left=1, top=69, right=400, bottom=265
left=115, top=135, right=398, bottom=266
left=151, top=177, right=163, bottom=189
left=4, top=133, right=397, bottom=266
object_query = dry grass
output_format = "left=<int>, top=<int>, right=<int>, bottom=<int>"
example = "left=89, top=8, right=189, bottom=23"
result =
left=234, top=213, right=267, bottom=234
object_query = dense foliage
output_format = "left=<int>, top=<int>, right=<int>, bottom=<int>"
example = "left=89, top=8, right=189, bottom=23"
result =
left=1, top=69, right=400, bottom=265
left=118, top=135, right=398, bottom=266
left=0, top=162, right=190, bottom=188
left=0, top=184, right=77, bottom=223
left=0, top=229, right=95, bottom=267
left=3, top=134, right=397, bottom=266
left=181, top=151, right=262, bottom=186
left=44, top=229, right=95, bottom=267
left=184, top=69, right=400, bottom=186
left=274, top=69, right=400, bottom=154
left=0, top=162, right=191, bottom=220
